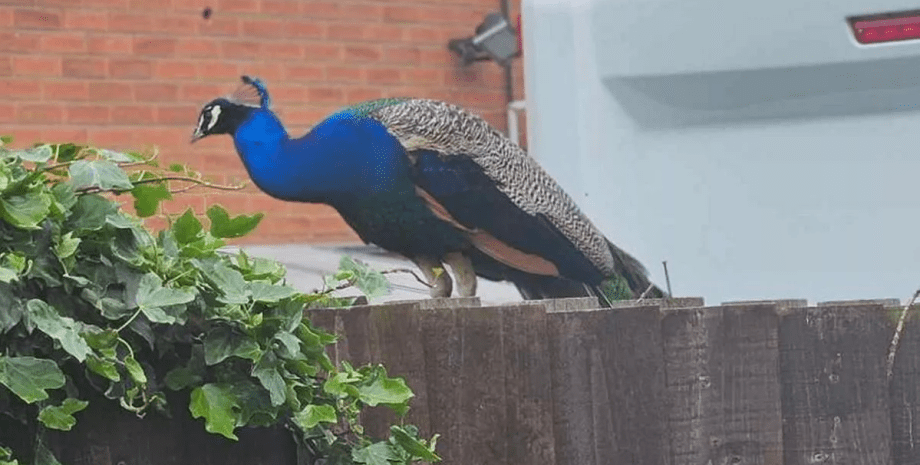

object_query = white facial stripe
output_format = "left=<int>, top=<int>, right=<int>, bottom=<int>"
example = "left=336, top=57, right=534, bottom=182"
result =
left=206, top=105, right=222, bottom=131
left=197, top=113, right=205, bottom=132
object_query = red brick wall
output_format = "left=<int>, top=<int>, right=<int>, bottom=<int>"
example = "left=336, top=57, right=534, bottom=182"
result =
left=2, top=0, right=526, bottom=244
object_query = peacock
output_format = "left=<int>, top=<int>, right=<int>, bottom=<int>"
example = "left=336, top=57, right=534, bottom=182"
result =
left=191, top=76, right=665, bottom=304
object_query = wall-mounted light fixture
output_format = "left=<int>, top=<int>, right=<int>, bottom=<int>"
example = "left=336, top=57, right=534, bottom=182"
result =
left=448, top=12, right=520, bottom=66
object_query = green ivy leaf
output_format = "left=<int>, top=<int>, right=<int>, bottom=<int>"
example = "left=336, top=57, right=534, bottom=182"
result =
left=248, top=282, right=298, bottom=303
left=0, top=356, right=65, bottom=403
left=390, top=425, right=441, bottom=462
left=0, top=192, right=52, bottom=229
left=135, top=273, right=194, bottom=324
left=195, top=259, right=249, bottom=305
left=165, top=367, right=200, bottom=391
left=172, top=209, right=202, bottom=244
left=0, top=167, right=9, bottom=194
left=97, top=149, right=138, bottom=163
left=69, top=160, right=133, bottom=191
left=352, top=442, right=397, bottom=465
left=356, top=366, right=413, bottom=409
left=0, top=445, right=17, bottom=465
left=3, top=253, right=26, bottom=274
left=0, top=285, right=23, bottom=332
left=54, top=232, right=81, bottom=259
left=49, top=143, right=84, bottom=163
left=322, top=371, right=360, bottom=398
left=131, top=183, right=172, bottom=218
left=203, top=325, right=262, bottom=365
left=274, top=332, right=301, bottom=357
left=189, top=383, right=241, bottom=440
left=207, top=205, right=263, bottom=239
left=252, top=352, right=286, bottom=406
left=81, top=328, right=118, bottom=358
left=339, top=256, right=390, bottom=300
left=27, top=300, right=93, bottom=362
left=37, top=398, right=89, bottom=431
left=123, top=356, right=147, bottom=384
left=0, top=267, right=16, bottom=284
left=67, top=195, right=112, bottom=232
left=85, top=355, right=120, bottom=382
left=293, top=404, right=337, bottom=429
left=9, top=145, right=53, bottom=163
left=165, top=347, right=205, bottom=390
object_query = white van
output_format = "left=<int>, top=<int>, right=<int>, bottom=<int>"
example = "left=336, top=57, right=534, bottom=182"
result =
left=522, top=0, right=920, bottom=304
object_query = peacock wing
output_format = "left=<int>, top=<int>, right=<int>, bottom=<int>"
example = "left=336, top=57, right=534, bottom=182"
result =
left=369, top=98, right=617, bottom=282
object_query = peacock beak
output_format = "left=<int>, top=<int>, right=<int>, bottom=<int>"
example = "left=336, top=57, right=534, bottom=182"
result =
left=190, top=128, right=204, bottom=144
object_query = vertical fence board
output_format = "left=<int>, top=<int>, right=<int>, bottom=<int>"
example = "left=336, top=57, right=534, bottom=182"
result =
left=418, top=303, right=464, bottom=464
left=548, top=303, right=668, bottom=465
left=456, top=305, right=508, bottom=465
left=780, top=304, right=892, bottom=465
left=547, top=302, right=603, bottom=465
left=605, top=306, right=670, bottom=464
left=364, top=303, right=431, bottom=440
left=306, top=303, right=431, bottom=440
left=418, top=303, right=513, bottom=465
left=502, top=303, right=556, bottom=464
left=662, top=304, right=783, bottom=465
left=889, top=305, right=920, bottom=464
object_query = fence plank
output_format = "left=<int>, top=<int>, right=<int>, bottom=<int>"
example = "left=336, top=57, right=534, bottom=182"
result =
left=364, top=303, right=431, bottom=440
left=548, top=304, right=668, bottom=465
left=502, top=303, right=556, bottom=464
left=889, top=304, right=920, bottom=464
left=662, top=304, right=783, bottom=465
left=306, top=302, right=431, bottom=440
left=780, top=304, right=892, bottom=465
left=453, top=304, right=512, bottom=465
left=548, top=307, right=605, bottom=465
left=606, top=305, right=670, bottom=464
left=419, top=302, right=543, bottom=465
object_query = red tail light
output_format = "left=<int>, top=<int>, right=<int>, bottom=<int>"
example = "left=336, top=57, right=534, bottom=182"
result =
left=850, top=11, right=920, bottom=44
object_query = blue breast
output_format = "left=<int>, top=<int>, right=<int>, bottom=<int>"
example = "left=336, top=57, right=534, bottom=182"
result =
left=230, top=107, right=467, bottom=258
left=232, top=108, right=413, bottom=204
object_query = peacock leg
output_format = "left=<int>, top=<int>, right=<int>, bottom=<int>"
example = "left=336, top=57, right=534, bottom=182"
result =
left=412, top=256, right=452, bottom=298
left=443, top=252, right=477, bottom=297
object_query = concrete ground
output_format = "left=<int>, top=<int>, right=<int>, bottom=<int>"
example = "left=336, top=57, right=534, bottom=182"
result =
left=229, top=243, right=525, bottom=306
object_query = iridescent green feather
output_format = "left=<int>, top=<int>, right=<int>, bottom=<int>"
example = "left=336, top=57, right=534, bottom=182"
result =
left=344, top=98, right=410, bottom=118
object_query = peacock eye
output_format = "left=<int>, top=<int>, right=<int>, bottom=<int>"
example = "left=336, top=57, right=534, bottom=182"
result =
left=206, top=105, right=222, bottom=130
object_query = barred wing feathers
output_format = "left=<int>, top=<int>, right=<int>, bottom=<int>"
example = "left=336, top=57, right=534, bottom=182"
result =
left=369, top=98, right=653, bottom=292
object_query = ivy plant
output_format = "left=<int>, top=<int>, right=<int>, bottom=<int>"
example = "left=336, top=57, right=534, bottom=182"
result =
left=0, top=137, right=439, bottom=465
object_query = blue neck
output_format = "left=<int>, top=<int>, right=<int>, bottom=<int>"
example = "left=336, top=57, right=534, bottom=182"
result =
left=232, top=109, right=411, bottom=205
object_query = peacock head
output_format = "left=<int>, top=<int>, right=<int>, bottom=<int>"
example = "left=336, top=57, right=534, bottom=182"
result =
left=190, top=75, right=272, bottom=143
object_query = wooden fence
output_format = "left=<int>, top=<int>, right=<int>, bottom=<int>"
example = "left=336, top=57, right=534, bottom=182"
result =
left=307, top=296, right=920, bottom=465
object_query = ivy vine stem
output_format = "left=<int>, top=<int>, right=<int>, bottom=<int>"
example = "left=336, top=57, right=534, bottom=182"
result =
left=115, top=308, right=144, bottom=333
